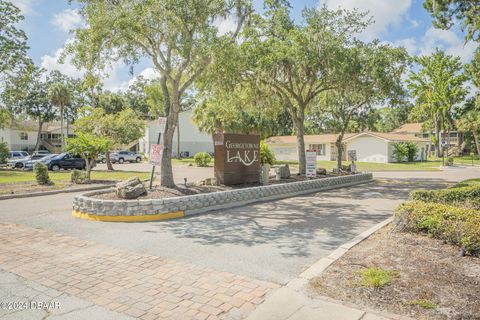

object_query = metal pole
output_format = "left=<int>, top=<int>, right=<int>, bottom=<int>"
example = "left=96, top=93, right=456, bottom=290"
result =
left=149, top=132, right=162, bottom=190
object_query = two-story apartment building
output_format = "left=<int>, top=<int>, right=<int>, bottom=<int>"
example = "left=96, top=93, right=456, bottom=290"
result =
left=392, top=123, right=465, bottom=155
left=0, top=120, right=74, bottom=153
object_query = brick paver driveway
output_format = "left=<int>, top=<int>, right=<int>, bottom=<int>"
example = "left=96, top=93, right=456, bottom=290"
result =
left=0, top=223, right=277, bottom=319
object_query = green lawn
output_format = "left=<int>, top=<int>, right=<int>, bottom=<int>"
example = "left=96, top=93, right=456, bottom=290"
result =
left=276, top=160, right=442, bottom=171
left=0, top=170, right=150, bottom=184
left=173, top=157, right=442, bottom=171
left=431, top=155, right=480, bottom=166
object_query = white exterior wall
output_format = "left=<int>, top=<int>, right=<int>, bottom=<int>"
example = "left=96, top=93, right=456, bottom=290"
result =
left=2, top=129, right=38, bottom=151
left=268, top=142, right=333, bottom=161
left=346, top=136, right=389, bottom=163
left=269, top=143, right=298, bottom=161
left=139, top=110, right=213, bottom=157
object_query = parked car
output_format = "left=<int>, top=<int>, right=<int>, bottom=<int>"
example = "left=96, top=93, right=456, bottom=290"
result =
left=7, top=151, right=29, bottom=161
left=44, top=153, right=87, bottom=171
left=33, top=150, right=51, bottom=156
left=24, top=154, right=58, bottom=170
left=110, top=151, right=142, bottom=164
left=7, top=154, right=46, bottom=169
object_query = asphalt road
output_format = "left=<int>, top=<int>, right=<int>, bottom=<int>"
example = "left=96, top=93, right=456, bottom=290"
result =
left=1, top=167, right=479, bottom=285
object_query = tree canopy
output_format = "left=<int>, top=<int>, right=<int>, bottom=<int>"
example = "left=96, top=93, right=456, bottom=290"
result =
left=424, top=0, right=480, bottom=42
left=69, top=0, right=251, bottom=187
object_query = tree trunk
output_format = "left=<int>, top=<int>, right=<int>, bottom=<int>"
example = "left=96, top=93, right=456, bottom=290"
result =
left=472, top=130, right=480, bottom=155
left=85, top=159, right=92, bottom=181
left=105, top=149, right=114, bottom=171
left=434, top=117, right=441, bottom=158
left=60, top=105, right=64, bottom=151
left=176, top=116, right=181, bottom=159
left=161, top=112, right=177, bottom=187
left=293, top=108, right=306, bottom=175
left=34, top=120, right=44, bottom=151
left=335, top=134, right=345, bottom=171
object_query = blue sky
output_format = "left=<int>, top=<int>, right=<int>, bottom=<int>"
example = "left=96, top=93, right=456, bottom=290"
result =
left=12, top=0, right=477, bottom=91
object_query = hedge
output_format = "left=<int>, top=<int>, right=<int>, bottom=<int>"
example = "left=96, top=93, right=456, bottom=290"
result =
left=395, top=201, right=480, bottom=256
left=409, top=185, right=480, bottom=210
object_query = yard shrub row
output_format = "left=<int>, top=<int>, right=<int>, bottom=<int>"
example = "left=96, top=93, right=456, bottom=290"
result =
left=409, top=185, right=480, bottom=209
left=395, top=201, right=480, bottom=256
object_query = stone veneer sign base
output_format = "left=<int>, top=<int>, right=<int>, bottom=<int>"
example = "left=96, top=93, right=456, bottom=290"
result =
left=72, top=173, right=373, bottom=222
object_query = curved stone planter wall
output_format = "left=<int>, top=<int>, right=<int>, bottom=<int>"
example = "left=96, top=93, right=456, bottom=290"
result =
left=72, top=173, right=373, bottom=222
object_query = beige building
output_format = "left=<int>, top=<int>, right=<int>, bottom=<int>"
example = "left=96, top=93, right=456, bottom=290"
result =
left=266, top=131, right=429, bottom=163
left=392, top=122, right=464, bottom=155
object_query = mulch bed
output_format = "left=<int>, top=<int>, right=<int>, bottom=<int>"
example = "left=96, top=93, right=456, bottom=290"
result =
left=93, top=172, right=350, bottom=200
left=309, top=224, right=480, bottom=320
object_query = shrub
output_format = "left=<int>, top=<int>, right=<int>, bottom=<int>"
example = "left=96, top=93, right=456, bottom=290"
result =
left=409, top=185, right=480, bottom=209
left=446, top=156, right=454, bottom=166
left=393, top=142, right=419, bottom=162
left=392, top=142, right=408, bottom=162
left=260, top=140, right=275, bottom=165
left=0, top=142, right=8, bottom=163
left=71, top=169, right=89, bottom=184
left=33, top=162, right=52, bottom=185
left=405, top=142, right=419, bottom=162
left=395, top=201, right=480, bottom=256
left=194, top=152, right=212, bottom=167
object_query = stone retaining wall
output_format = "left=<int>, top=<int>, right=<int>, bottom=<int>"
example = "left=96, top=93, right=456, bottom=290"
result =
left=72, top=173, right=373, bottom=221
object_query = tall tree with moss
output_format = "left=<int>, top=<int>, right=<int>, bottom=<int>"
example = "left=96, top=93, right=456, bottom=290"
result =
left=424, top=0, right=480, bottom=42
left=68, top=0, right=251, bottom=187
left=3, top=64, right=58, bottom=151
left=200, top=2, right=369, bottom=174
left=407, top=50, right=468, bottom=157
left=320, top=41, right=409, bottom=169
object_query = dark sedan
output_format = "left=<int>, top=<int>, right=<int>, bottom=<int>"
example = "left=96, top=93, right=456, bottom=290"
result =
left=44, top=153, right=86, bottom=171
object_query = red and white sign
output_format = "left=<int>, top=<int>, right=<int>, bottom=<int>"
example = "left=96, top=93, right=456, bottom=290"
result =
left=149, top=144, right=163, bottom=165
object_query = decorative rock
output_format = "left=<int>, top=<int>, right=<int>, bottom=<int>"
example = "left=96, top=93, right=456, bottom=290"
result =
left=115, top=177, right=147, bottom=199
left=316, top=168, right=327, bottom=175
left=275, top=165, right=291, bottom=180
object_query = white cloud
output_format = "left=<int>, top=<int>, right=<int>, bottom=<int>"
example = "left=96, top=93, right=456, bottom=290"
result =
left=11, top=0, right=37, bottom=15
left=419, top=27, right=476, bottom=62
left=108, top=67, right=160, bottom=92
left=393, top=37, right=417, bottom=55
left=318, top=0, right=413, bottom=39
left=50, top=9, right=82, bottom=32
left=41, top=46, right=84, bottom=79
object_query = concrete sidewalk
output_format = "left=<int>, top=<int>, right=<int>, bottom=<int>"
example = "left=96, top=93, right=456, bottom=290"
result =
left=245, top=218, right=413, bottom=320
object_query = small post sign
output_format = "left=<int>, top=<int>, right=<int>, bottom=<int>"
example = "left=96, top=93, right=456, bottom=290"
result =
left=348, top=150, right=357, bottom=161
left=149, top=144, right=163, bottom=165
left=305, top=150, right=317, bottom=178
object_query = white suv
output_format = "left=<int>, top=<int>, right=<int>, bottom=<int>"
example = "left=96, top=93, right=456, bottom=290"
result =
left=8, top=151, right=29, bottom=161
left=110, top=151, right=143, bottom=164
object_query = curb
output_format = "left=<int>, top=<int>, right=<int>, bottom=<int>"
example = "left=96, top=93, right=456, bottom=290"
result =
left=72, top=210, right=184, bottom=222
left=0, top=184, right=115, bottom=201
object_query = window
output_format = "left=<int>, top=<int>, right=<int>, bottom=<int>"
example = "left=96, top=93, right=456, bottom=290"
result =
left=20, top=132, right=28, bottom=140
left=309, top=144, right=326, bottom=156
